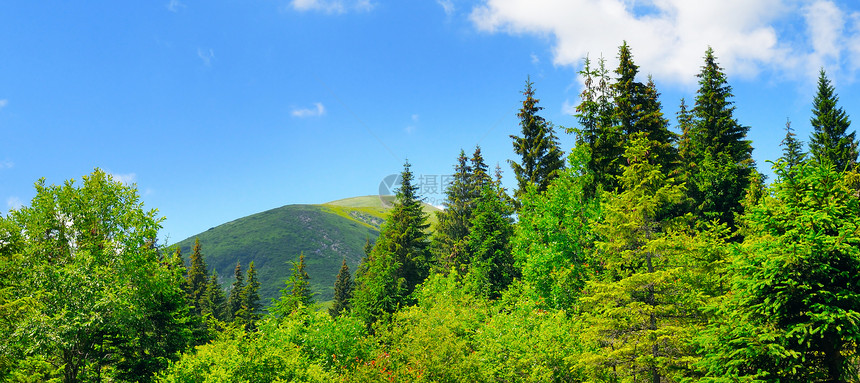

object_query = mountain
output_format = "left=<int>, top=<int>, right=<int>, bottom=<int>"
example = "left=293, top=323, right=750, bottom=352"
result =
left=173, top=195, right=440, bottom=306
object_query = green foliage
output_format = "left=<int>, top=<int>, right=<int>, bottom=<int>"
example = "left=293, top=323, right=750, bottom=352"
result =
left=573, top=55, right=620, bottom=196
left=0, top=169, right=193, bottom=382
left=577, top=136, right=705, bottom=382
left=696, top=161, right=860, bottom=381
left=463, top=184, right=516, bottom=299
left=352, top=161, right=431, bottom=326
left=512, top=144, right=600, bottom=310
left=227, top=261, right=244, bottom=320
left=510, top=77, right=565, bottom=201
left=685, top=47, right=754, bottom=231
left=187, top=238, right=209, bottom=314
left=274, top=252, right=314, bottom=317
left=809, top=68, right=857, bottom=171
left=780, top=118, right=806, bottom=175
left=240, top=261, right=261, bottom=329
left=329, top=258, right=353, bottom=318
left=432, top=149, right=475, bottom=273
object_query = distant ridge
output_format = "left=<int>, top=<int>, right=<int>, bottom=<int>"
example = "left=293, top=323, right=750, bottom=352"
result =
left=174, top=196, right=440, bottom=305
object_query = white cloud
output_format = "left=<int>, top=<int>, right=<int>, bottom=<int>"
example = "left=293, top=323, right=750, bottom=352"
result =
left=0, top=99, right=7, bottom=109
left=6, top=197, right=22, bottom=212
left=437, top=0, right=455, bottom=16
left=0, top=160, right=12, bottom=169
left=561, top=98, right=577, bottom=115
left=291, top=102, right=326, bottom=118
left=405, top=114, right=419, bottom=134
left=470, top=0, right=860, bottom=86
left=530, top=52, right=540, bottom=64
left=197, top=48, right=214, bottom=66
left=110, top=172, right=137, bottom=185
left=167, top=0, right=185, bottom=12
left=290, top=0, right=374, bottom=14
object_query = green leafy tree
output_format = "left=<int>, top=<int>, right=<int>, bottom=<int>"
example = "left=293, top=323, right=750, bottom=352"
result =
left=511, top=144, right=600, bottom=310
left=809, top=68, right=857, bottom=171
left=0, top=170, right=193, bottom=383
left=686, top=47, right=754, bottom=231
left=697, top=161, right=860, bottom=382
left=227, top=262, right=244, bottom=320
left=510, top=77, right=565, bottom=201
left=352, top=160, right=431, bottom=326
left=329, top=259, right=354, bottom=318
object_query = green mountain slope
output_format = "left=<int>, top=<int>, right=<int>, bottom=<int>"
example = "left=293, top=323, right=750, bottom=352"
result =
left=174, top=196, right=439, bottom=305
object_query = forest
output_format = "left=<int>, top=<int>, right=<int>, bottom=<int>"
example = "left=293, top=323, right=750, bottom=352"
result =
left=2, top=42, right=860, bottom=382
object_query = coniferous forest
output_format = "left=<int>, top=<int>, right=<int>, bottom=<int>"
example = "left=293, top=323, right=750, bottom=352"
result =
left=3, top=43, right=860, bottom=382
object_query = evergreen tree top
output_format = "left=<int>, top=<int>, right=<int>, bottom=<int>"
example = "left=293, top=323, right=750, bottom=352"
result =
left=808, top=68, right=857, bottom=171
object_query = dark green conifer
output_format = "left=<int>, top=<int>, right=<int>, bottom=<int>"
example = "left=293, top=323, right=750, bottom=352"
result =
left=509, top=77, right=565, bottom=201
left=780, top=119, right=806, bottom=174
left=687, top=47, right=754, bottom=231
left=274, top=252, right=313, bottom=316
left=227, top=261, right=244, bottom=320
left=329, top=259, right=353, bottom=318
left=432, top=150, right=474, bottom=273
left=186, top=238, right=209, bottom=314
left=241, top=261, right=260, bottom=329
left=574, top=56, right=619, bottom=196
left=808, top=68, right=857, bottom=171
left=200, top=273, right=227, bottom=321
left=351, top=160, right=431, bottom=325
left=464, top=184, right=516, bottom=299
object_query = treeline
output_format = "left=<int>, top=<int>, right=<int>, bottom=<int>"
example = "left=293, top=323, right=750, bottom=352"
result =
left=2, top=41, right=860, bottom=382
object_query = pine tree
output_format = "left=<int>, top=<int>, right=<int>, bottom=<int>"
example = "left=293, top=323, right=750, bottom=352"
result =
left=200, top=273, right=227, bottom=321
left=227, top=261, right=244, bottom=320
left=186, top=238, right=209, bottom=314
left=574, top=55, right=619, bottom=196
left=432, top=150, right=474, bottom=273
left=351, top=160, right=431, bottom=325
left=464, top=184, right=516, bottom=299
left=780, top=119, right=806, bottom=174
left=329, top=259, right=353, bottom=318
left=579, top=135, right=699, bottom=382
left=241, top=261, right=260, bottom=329
left=274, top=253, right=313, bottom=316
left=510, top=77, right=565, bottom=201
left=809, top=68, right=857, bottom=171
left=687, top=47, right=754, bottom=231
left=470, top=146, right=492, bottom=194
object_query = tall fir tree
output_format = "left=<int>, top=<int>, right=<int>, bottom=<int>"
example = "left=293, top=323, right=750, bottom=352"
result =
left=227, top=261, right=244, bottom=320
left=274, top=252, right=313, bottom=316
left=241, top=261, right=260, bottom=330
left=808, top=68, right=857, bottom=171
left=199, top=273, right=227, bottom=321
left=510, top=77, right=565, bottom=201
left=574, top=55, right=620, bottom=196
left=351, top=160, right=431, bottom=326
left=780, top=119, right=806, bottom=174
left=579, top=135, right=700, bottom=383
left=186, top=238, right=209, bottom=314
left=687, top=47, right=754, bottom=231
left=432, top=149, right=474, bottom=273
left=464, top=184, right=516, bottom=300
left=329, top=259, right=354, bottom=318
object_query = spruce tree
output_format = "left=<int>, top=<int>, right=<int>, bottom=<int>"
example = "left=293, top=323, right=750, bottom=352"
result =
left=780, top=119, right=806, bottom=174
left=241, top=261, right=260, bottom=329
left=186, top=238, right=209, bottom=314
left=351, top=160, right=431, bottom=325
left=509, top=77, right=565, bottom=201
left=574, top=55, right=619, bottom=196
left=227, top=261, right=244, bottom=320
left=464, top=184, right=516, bottom=299
left=432, top=149, right=474, bottom=273
left=687, top=47, right=754, bottom=231
left=329, top=259, right=353, bottom=318
left=200, top=273, right=227, bottom=321
left=808, top=68, right=857, bottom=171
left=274, top=253, right=313, bottom=316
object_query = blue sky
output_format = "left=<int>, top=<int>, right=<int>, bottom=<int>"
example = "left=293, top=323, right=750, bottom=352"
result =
left=2, top=0, right=860, bottom=242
